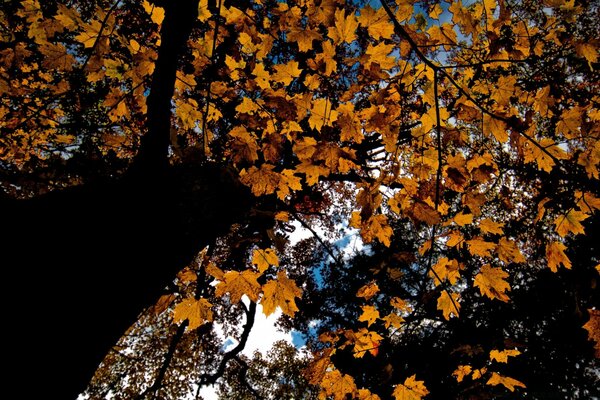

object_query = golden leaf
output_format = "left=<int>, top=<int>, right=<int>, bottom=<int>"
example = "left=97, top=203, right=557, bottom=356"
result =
left=288, top=26, right=322, bottom=52
left=486, top=372, right=526, bottom=392
left=356, top=282, right=380, bottom=300
left=489, top=349, right=521, bottom=363
left=554, top=209, right=588, bottom=237
left=142, top=0, right=165, bottom=25
left=453, top=212, right=473, bottom=226
left=252, top=248, right=279, bottom=273
left=545, top=241, right=571, bottom=272
left=393, top=375, right=429, bottom=400
left=177, top=268, right=197, bottom=284
left=327, top=8, right=358, bottom=45
left=412, top=201, right=441, bottom=225
left=452, top=365, right=472, bottom=382
left=496, top=237, right=526, bottom=264
left=480, top=218, right=504, bottom=235
left=382, top=313, right=404, bottom=329
left=261, top=271, right=302, bottom=317
left=437, top=291, right=460, bottom=320
left=272, top=60, right=302, bottom=85
left=227, top=126, right=259, bottom=164
left=215, top=269, right=262, bottom=303
left=172, top=297, right=213, bottom=331
left=391, top=297, right=412, bottom=312
left=358, top=388, right=382, bottom=400
left=320, top=369, right=358, bottom=400
left=365, top=42, right=396, bottom=70
left=429, top=257, right=461, bottom=286
left=483, top=114, right=508, bottom=143
left=583, top=309, right=600, bottom=358
left=353, top=328, right=383, bottom=358
left=474, top=264, right=511, bottom=302
left=309, top=97, right=338, bottom=132
left=466, top=237, right=496, bottom=258
left=358, top=6, right=394, bottom=40
left=151, top=293, right=176, bottom=316
left=358, top=305, right=380, bottom=327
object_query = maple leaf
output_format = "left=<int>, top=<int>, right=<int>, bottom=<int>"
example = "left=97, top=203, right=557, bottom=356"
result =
left=382, top=312, right=405, bottom=329
left=272, top=61, right=302, bottom=85
left=252, top=248, right=279, bottom=273
left=554, top=209, right=588, bottom=237
left=358, top=6, right=394, bottom=40
left=452, top=365, right=472, bottom=382
left=545, top=241, right=572, bottom=272
left=353, top=328, right=383, bottom=358
left=437, top=291, right=460, bottom=320
left=358, top=389, right=382, bottom=400
left=453, top=212, right=473, bottom=226
left=288, top=26, right=322, bottom=52
left=486, top=372, right=526, bottom=392
left=358, top=305, right=380, bottom=327
left=365, top=42, right=396, bottom=70
left=393, top=375, right=429, bottom=400
left=351, top=212, right=393, bottom=246
left=480, top=218, right=504, bottom=235
left=489, top=349, right=521, bottom=363
left=411, top=201, right=441, bottom=225
left=172, top=297, right=213, bottom=331
left=309, top=97, right=338, bottom=132
left=143, top=1, right=165, bottom=25
left=356, top=282, right=379, bottom=300
left=320, top=369, right=358, bottom=400
left=495, top=237, right=526, bottom=264
left=483, top=114, right=508, bottom=143
left=466, top=237, right=496, bottom=258
left=583, top=309, right=600, bottom=358
left=327, top=9, right=358, bottom=45
left=227, top=126, right=259, bottom=164
left=151, top=293, right=176, bottom=316
left=429, top=257, right=461, bottom=285
left=215, top=269, right=262, bottom=304
left=261, top=271, right=302, bottom=317
left=474, top=264, right=511, bottom=302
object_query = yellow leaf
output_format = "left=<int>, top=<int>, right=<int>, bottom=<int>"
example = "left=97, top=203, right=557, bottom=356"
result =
left=583, top=309, right=600, bottom=358
left=142, top=0, right=165, bottom=25
left=480, top=218, right=504, bottom=235
left=327, top=8, right=358, bottom=45
left=215, top=269, right=262, bottom=303
left=554, top=209, right=588, bottom=237
left=272, top=60, right=302, bottom=85
left=353, top=328, right=383, bottom=358
left=437, top=291, right=460, bottom=320
left=252, top=63, right=271, bottom=90
left=452, top=365, right=472, bottom=382
left=446, top=231, right=464, bottom=247
left=483, top=114, right=508, bottom=143
left=496, top=237, right=526, bottom=264
left=474, top=264, right=511, bottom=302
left=351, top=212, right=393, bottom=246
left=429, top=4, right=443, bottom=19
left=235, top=97, right=260, bottom=114
left=309, top=97, right=338, bottom=132
left=151, top=293, right=176, bottom=316
left=390, top=297, right=412, bottom=312
left=205, top=262, right=224, bottom=280
left=358, top=6, right=394, bottom=40
left=466, top=237, right=496, bottom=258
left=356, top=282, right=380, bottom=300
left=358, top=305, right=380, bottom=327
left=489, top=349, right=521, bottom=363
left=393, top=375, right=429, bottom=400
left=358, top=388, right=382, bottom=400
left=382, top=312, right=404, bottom=329
left=288, top=26, right=322, bottom=52
left=172, top=297, right=213, bottom=331
left=576, top=42, right=598, bottom=69
left=197, top=0, right=211, bottom=22
left=252, top=248, right=279, bottom=273
left=429, top=257, right=461, bottom=286
left=227, top=126, right=259, bottom=164
left=545, top=241, right=571, bottom=272
left=177, top=268, right=197, bottom=284
left=453, top=212, right=473, bottom=226
left=320, top=369, right=358, bottom=399
left=471, top=367, right=487, bottom=380
left=486, top=372, right=526, bottom=392
left=261, top=271, right=302, bottom=317
left=412, top=201, right=441, bottom=225
left=295, top=161, right=330, bottom=185
left=365, top=42, right=396, bottom=70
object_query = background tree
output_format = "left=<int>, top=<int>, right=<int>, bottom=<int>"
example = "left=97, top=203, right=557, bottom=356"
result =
left=1, top=0, right=598, bottom=399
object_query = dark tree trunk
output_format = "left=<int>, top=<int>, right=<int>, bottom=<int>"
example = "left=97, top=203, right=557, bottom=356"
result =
left=0, top=1, right=250, bottom=398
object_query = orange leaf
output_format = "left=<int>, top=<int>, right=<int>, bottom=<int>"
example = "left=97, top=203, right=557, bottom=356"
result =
left=474, top=264, right=511, bottom=302
left=356, top=282, right=380, bottom=300
left=486, top=372, right=526, bottom=392
left=496, top=237, right=525, bottom=264
left=554, top=209, right=588, bottom=237
left=215, top=269, right=262, bottom=303
left=261, top=271, right=302, bottom=317
left=327, top=9, right=358, bottom=45
left=252, top=248, right=279, bottom=273
left=480, top=218, right=504, bottom=235
left=489, top=349, right=521, bottom=363
left=353, top=328, right=383, bottom=358
left=172, top=297, right=213, bottom=331
left=358, top=305, right=380, bottom=327
left=437, top=291, right=460, bottom=320
left=320, top=369, right=358, bottom=399
left=452, top=365, right=472, bottom=382
left=583, top=309, right=600, bottom=358
left=393, top=375, right=429, bottom=400
left=466, top=237, right=496, bottom=258
left=545, top=241, right=572, bottom=272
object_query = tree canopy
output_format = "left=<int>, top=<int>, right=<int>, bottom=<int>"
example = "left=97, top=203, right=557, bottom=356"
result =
left=1, top=0, right=599, bottom=399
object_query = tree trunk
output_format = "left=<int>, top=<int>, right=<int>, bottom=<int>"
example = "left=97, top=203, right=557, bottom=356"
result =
left=0, top=1, right=251, bottom=398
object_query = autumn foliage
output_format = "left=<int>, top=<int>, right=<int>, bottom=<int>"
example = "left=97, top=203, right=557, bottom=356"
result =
left=1, top=0, right=599, bottom=398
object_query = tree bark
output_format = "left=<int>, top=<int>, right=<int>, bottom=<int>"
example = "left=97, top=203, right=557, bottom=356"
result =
left=0, top=1, right=251, bottom=398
